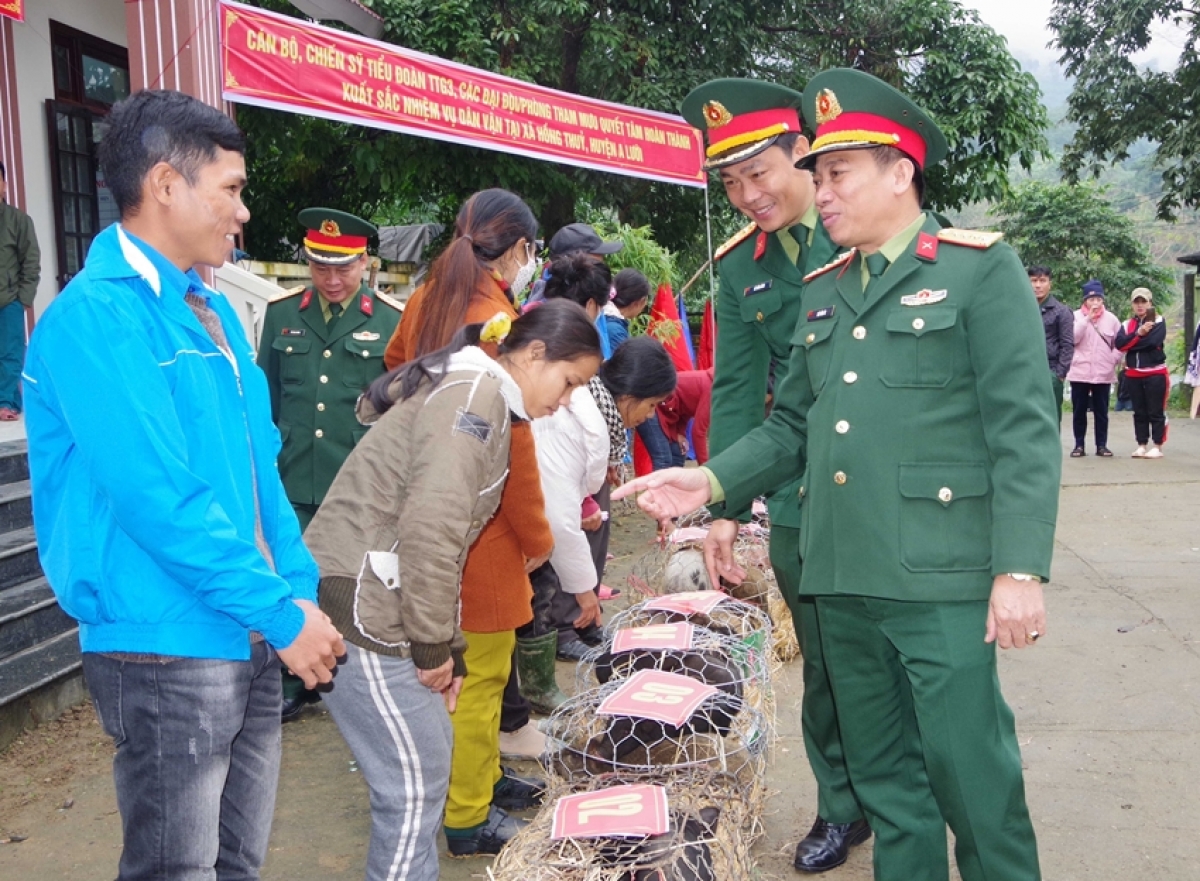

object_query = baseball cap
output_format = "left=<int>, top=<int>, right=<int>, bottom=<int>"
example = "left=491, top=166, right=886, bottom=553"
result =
left=1130, top=287, right=1153, bottom=302
left=548, top=223, right=623, bottom=257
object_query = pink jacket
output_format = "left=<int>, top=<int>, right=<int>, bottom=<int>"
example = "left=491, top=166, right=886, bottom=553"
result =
left=1067, top=307, right=1123, bottom=384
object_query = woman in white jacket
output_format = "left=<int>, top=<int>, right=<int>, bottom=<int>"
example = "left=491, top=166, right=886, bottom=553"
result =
left=535, top=335, right=678, bottom=659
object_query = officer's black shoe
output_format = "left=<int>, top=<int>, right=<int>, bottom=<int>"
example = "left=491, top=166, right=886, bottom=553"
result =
left=793, top=817, right=872, bottom=873
left=555, top=639, right=591, bottom=661
left=492, top=766, right=546, bottom=810
left=281, top=690, right=320, bottom=723
left=445, top=806, right=527, bottom=857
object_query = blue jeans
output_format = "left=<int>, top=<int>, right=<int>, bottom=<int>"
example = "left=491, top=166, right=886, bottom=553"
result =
left=636, top=417, right=684, bottom=470
left=83, top=641, right=283, bottom=881
left=0, top=300, right=26, bottom=411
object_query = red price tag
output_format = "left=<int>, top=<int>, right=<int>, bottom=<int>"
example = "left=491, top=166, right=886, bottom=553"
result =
left=597, top=669, right=719, bottom=725
left=550, top=784, right=670, bottom=840
left=645, top=590, right=725, bottom=615
left=611, top=623, right=696, bottom=654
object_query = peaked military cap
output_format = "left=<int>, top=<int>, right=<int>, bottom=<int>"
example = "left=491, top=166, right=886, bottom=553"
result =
left=298, top=207, right=377, bottom=266
left=681, top=79, right=805, bottom=170
left=797, top=69, right=948, bottom=171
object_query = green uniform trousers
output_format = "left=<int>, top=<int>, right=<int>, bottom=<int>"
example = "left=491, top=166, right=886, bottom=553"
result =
left=816, top=595, right=1040, bottom=881
left=769, top=526, right=861, bottom=824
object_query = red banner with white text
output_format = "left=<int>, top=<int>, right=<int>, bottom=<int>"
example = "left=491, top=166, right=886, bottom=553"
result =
left=219, top=1, right=704, bottom=188
left=0, top=0, right=24, bottom=23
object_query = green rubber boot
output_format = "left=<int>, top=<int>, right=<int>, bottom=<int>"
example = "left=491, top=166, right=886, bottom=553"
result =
left=516, top=632, right=570, bottom=715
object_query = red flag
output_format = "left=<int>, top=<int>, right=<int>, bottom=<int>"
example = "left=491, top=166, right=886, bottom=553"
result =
left=648, top=284, right=694, bottom=374
left=696, top=299, right=716, bottom=371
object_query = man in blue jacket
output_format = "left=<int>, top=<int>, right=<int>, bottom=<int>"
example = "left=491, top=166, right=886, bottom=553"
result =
left=22, top=90, right=345, bottom=880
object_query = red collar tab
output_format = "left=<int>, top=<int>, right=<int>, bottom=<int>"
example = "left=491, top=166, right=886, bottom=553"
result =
left=754, top=231, right=768, bottom=261
left=360, top=293, right=373, bottom=316
left=299, top=290, right=313, bottom=310
left=916, top=232, right=939, bottom=262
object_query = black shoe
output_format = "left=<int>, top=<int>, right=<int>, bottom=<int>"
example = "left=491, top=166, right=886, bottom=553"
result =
left=492, top=766, right=545, bottom=810
left=793, top=818, right=872, bottom=873
left=446, top=805, right=527, bottom=857
left=1070, top=447, right=1086, bottom=458
left=281, top=690, right=320, bottom=723
left=1096, top=446, right=1114, bottom=457
left=556, top=639, right=591, bottom=661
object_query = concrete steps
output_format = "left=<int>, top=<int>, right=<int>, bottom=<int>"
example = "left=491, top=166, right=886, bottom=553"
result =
left=0, top=440, right=83, bottom=750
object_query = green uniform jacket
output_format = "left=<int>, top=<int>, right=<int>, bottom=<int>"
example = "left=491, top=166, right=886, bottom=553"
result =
left=709, top=216, right=1061, bottom=600
left=257, top=283, right=402, bottom=507
left=707, top=221, right=838, bottom=528
left=0, top=202, right=40, bottom=309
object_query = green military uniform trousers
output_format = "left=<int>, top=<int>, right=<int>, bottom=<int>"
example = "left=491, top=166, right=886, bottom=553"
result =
left=707, top=221, right=861, bottom=825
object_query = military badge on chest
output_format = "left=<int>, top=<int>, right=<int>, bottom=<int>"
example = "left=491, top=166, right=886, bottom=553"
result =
left=899, top=289, right=948, bottom=307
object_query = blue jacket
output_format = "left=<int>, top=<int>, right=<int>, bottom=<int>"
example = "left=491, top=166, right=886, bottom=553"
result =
left=22, top=225, right=315, bottom=659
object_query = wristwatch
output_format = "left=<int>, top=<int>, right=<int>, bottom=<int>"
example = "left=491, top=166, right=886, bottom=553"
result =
left=1004, top=572, right=1042, bottom=583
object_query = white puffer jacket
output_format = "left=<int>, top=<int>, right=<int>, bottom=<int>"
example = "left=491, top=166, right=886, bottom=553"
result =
left=532, top=384, right=610, bottom=593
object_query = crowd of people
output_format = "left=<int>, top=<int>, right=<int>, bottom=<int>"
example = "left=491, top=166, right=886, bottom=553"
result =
left=1032, top=269, right=1171, bottom=458
left=15, top=64, right=1180, bottom=881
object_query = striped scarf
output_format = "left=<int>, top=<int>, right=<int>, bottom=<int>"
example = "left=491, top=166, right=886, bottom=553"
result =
left=589, top=375, right=627, bottom=466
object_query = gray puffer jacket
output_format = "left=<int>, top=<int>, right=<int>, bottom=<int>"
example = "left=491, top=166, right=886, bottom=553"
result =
left=307, top=347, right=525, bottom=674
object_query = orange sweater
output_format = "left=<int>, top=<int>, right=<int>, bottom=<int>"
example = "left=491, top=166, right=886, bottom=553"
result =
left=385, top=278, right=552, bottom=632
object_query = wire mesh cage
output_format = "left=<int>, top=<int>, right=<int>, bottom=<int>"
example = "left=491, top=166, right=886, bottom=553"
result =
left=542, top=673, right=768, bottom=802
left=604, top=593, right=773, bottom=649
left=488, top=770, right=759, bottom=881
left=574, top=622, right=774, bottom=717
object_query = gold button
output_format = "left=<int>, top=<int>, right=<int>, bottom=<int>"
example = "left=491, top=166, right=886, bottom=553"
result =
left=833, top=471, right=847, bottom=485
left=285, top=346, right=293, bottom=353
left=317, top=402, right=325, bottom=412
left=844, top=371, right=858, bottom=383
left=315, top=429, right=324, bottom=438
left=798, top=485, right=805, bottom=499
left=323, top=350, right=332, bottom=358
left=853, top=326, right=867, bottom=340
left=938, top=487, right=953, bottom=503
left=835, top=420, right=850, bottom=434
left=319, top=375, right=328, bottom=384
left=912, top=317, right=925, bottom=330
left=756, top=311, right=764, bottom=322
left=806, top=332, right=816, bottom=344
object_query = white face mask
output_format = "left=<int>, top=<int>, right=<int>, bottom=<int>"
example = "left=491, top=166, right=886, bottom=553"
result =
left=511, top=244, right=538, bottom=295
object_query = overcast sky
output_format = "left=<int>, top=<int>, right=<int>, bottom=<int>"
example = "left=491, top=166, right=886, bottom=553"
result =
left=961, top=0, right=1184, bottom=71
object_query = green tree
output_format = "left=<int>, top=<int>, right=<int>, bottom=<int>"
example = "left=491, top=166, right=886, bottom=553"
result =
left=991, top=181, right=1175, bottom=310
left=239, top=0, right=1049, bottom=273
left=1049, top=0, right=1200, bottom=220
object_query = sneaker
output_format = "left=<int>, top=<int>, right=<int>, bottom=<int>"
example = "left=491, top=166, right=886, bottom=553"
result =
left=498, top=723, right=546, bottom=760
left=1145, top=445, right=1163, bottom=459
left=1132, top=445, right=1147, bottom=458
left=445, top=806, right=526, bottom=857
left=492, top=766, right=545, bottom=810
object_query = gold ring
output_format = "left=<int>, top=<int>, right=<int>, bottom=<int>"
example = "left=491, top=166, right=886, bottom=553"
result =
left=1027, top=631, right=1040, bottom=641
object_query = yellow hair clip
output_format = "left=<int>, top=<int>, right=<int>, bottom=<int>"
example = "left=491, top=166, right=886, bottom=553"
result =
left=480, top=312, right=513, bottom=344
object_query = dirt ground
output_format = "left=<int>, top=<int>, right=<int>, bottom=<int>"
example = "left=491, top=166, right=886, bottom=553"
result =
left=3, top=410, right=1200, bottom=880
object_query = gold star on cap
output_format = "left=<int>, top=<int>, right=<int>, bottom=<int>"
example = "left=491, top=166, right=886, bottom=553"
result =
left=815, top=89, right=843, bottom=125
left=703, top=100, right=733, bottom=129
left=320, top=219, right=342, bottom=238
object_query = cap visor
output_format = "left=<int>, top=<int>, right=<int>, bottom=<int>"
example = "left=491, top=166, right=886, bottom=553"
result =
left=795, top=140, right=879, bottom=171
left=304, top=246, right=363, bottom=266
left=593, top=241, right=625, bottom=255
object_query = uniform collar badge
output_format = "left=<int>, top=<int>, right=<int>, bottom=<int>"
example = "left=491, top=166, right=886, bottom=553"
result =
left=900, top=289, right=947, bottom=306
left=360, top=293, right=373, bottom=316
left=916, top=231, right=939, bottom=261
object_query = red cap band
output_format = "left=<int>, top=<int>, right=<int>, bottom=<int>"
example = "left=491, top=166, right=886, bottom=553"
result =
left=812, top=111, right=928, bottom=168
left=707, top=107, right=801, bottom=159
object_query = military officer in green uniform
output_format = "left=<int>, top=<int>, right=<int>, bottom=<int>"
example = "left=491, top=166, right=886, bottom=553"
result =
left=620, top=70, right=1060, bottom=881
left=680, top=80, right=868, bottom=873
left=258, top=208, right=402, bottom=719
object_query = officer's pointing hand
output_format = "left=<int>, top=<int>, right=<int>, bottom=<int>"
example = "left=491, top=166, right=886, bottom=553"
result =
left=611, top=467, right=712, bottom=522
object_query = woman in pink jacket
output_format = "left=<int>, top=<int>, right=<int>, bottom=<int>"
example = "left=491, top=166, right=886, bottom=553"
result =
left=1067, top=279, right=1123, bottom=457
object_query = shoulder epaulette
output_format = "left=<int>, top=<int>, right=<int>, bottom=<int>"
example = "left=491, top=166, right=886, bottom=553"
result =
left=937, top=228, right=1003, bottom=249
left=803, top=248, right=856, bottom=283
left=714, top=222, right=758, bottom=262
left=375, top=290, right=405, bottom=312
left=267, top=284, right=307, bottom=304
